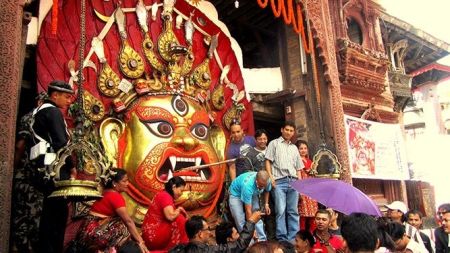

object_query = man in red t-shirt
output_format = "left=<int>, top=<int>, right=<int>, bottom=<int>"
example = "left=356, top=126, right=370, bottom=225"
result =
left=311, top=209, right=344, bottom=253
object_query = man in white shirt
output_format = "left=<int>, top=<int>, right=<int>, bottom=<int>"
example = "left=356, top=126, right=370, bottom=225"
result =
left=387, top=222, right=428, bottom=253
left=386, top=201, right=428, bottom=252
left=406, top=210, right=434, bottom=253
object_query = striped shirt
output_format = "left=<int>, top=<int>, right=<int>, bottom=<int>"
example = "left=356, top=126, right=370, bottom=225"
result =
left=405, top=223, right=429, bottom=252
left=265, top=136, right=304, bottom=180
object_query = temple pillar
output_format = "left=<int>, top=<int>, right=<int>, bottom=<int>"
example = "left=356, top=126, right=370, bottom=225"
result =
left=0, top=0, right=26, bottom=251
left=304, top=0, right=351, bottom=183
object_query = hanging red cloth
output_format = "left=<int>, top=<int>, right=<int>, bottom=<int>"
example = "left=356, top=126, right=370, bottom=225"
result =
left=51, top=0, right=58, bottom=35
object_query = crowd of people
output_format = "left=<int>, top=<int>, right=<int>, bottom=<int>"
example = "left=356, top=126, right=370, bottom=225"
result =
left=10, top=81, right=450, bottom=253
left=69, top=120, right=450, bottom=253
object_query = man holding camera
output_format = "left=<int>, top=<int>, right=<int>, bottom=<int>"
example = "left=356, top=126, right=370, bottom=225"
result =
left=228, top=170, right=271, bottom=241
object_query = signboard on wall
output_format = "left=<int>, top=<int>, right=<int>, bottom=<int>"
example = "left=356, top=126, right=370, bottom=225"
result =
left=344, top=115, right=409, bottom=180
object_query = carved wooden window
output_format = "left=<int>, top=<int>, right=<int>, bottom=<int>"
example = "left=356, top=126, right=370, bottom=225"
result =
left=347, top=18, right=363, bottom=45
left=389, top=40, right=408, bottom=74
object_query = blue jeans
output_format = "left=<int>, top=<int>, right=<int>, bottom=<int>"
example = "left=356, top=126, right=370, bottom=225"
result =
left=272, top=177, right=299, bottom=241
left=229, top=194, right=267, bottom=241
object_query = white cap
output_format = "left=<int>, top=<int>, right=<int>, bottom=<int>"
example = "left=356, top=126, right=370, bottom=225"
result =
left=385, top=201, right=408, bottom=214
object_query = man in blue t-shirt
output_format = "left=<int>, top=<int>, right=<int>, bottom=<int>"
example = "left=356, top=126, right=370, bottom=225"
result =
left=228, top=171, right=271, bottom=241
left=226, top=122, right=256, bottom=181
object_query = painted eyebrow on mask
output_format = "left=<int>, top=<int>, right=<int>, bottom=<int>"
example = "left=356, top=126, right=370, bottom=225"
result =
left=135, top=106, right=175, bottom=125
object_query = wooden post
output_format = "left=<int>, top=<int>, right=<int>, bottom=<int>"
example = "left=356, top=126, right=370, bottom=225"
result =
left=304, top=0, right=351, bottom=183
left=0, top=0, right=26, bottom=251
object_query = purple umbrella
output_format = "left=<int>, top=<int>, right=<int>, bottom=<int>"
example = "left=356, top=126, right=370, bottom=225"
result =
left=290, top=178, right=382, bottom=217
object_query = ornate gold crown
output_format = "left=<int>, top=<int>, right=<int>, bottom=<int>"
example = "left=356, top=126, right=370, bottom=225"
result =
left=77, top=0, right=245, bottom=129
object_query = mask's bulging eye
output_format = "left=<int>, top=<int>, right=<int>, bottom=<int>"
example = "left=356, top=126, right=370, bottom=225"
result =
left=191, top=123, right=208, bottom=140
left=145, top=121, right=174, bottom=138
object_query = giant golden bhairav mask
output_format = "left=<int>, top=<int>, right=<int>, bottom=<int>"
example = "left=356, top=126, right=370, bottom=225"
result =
left=101, top=95, right=225, bottom=218
left=36, top=0, right=254, bottom=222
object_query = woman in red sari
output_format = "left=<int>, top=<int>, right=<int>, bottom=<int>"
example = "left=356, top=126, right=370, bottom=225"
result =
left=142, top=176, right=188, bottom=251
left=296, top=140, right=318, bottom=232
left=70, top=168, right=148, bottom=253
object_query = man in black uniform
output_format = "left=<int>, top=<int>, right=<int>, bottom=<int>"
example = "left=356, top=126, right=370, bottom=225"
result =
left=435, top=204, right=450, bottom=253
left=32, top=80, right=74, bottom=253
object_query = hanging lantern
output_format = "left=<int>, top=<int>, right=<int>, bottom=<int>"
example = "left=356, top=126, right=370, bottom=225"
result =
left=48, top=0, right=109, bottom=200
left=47, top=141, right=108, bottom=200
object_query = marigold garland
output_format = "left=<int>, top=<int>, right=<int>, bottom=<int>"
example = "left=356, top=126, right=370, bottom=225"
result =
left=257, top=0, right=312, bottom=53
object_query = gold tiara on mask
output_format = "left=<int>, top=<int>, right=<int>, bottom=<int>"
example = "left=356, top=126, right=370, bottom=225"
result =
left=75, top=0, right=246, bottom=129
